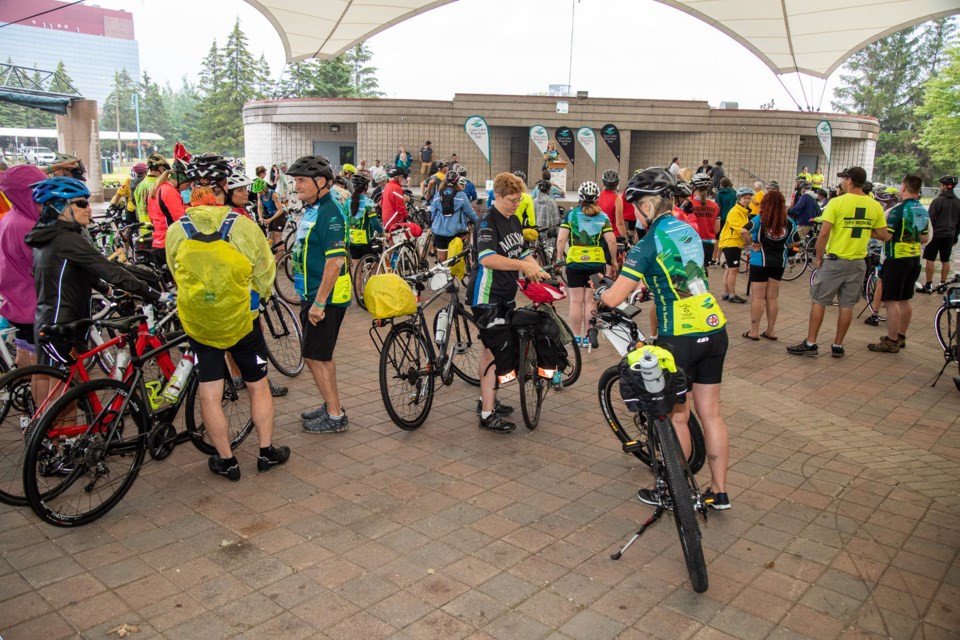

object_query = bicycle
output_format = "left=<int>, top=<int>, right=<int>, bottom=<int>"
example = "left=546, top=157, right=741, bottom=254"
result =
left=932, top=284, right=960, bottom=390
left=519, top=262, right=581, bottom=388
left=587, top=277, right=706, bottom=473
left=354, top=227, right=422, bottom=310
left=259, top=292, right=304, bottom=377
left=21, top=314, right=254, bottom=526
left=782, top=219, right=821, bottom=282
left=608, top=346, right=709, bottom=594
left=371, top=249, right=483, bottom=430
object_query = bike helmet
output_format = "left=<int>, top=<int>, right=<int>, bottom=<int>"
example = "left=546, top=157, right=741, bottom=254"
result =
left=31, top=176, right=90, bottom=204
left=375, top=172, right=389, bottom=184
left=170, top=159, right=190, bottom=184
left=862, top=181, right=874, bottom=194
left=52, top=152, right=86, bottom=181
left=450, top=163, right=463, bottom=175
left=342, top=163, right=357, bottom=175
left=736, top=187, right=755, bottom=198
left=457, top=175, right=467, bottom=188
left=674, top=181, right=693, bottom=198
left=578, top=181, right=601, bottom=203
left=601, top=170, right=620, bottom=187
left=147, top=153, right=170, bottom=172
left=286, top=154, right=335, bottom=180
left=386, top=165, right=405, bottom=179
left=872, top=182, right=886, bottom=192
left=351, top=173, right=370, bottom=193
left=691, top=173, right=711, bottom=190
left=512, top=170, right=527, bottom=182
left=624, top=167, right=676, bottom=203
left=798, top=181, right=812, bottom=191
left=436, top=160, right=449, bottom=169
left=518, top=278, right=566, bottom=304
left=444, top=171, right=461, bottom=185
left=186, top=153, right=231, bottom=184
left=456, top=166, right=467, bottom=176
left=131, top=162, right=148, bottom=175
left=251, top=178, right=267, bottom=194
left=767, top=181, right=781, bottom=191
left=939, top=176, right=957, bottom=188
left=226, top=166, right=253, bottom=191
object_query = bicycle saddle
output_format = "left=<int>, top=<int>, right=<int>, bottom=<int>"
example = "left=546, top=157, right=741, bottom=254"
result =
left=39, top=318, right=96, bottom=337
left=99, top=315, right=147, bottom=334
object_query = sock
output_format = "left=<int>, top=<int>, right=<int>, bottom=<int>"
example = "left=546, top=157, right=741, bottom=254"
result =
left=328, top=412, right=343, bottom=419
left=481, top=411, right=493, bottom=420
left=218, top=455, right=238, bottom=467
left=259, top=446, right=273, bottom=458
left=832, top=343, right=842, bottom=349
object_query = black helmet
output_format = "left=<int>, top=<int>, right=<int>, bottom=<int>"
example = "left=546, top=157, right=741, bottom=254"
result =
left=601, top=170, right=620, bottom=187
left=286, top=155, right=334, bottom=180
left=674, top=181, right=693, bottom=198
left=798, top=181, right=812, bottom=191
left=862, top=181, right=873, bottom=195
left=387, top=165, right=405, bottom=178
left=624, top=167, right=676, bottom=203
left=512, top=170, right=527, bottom=182
left=146, top=153, right=170, bottom=172
left=186, top=153, right=230, bottom=184
left=351, top=173, right=370, bottom=193
left=767, top=181, right=781, bottom=191
left=939, top=176, right=957, bottom=188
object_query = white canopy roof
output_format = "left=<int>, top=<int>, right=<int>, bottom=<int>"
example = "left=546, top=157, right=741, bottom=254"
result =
left=245, top=0, right=960, bottom=78
left=0, top=128, right=164, bottom=141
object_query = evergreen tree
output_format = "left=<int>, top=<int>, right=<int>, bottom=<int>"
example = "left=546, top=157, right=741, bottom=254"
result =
left=276, top=61, right=319, bottom=98
left=99, top=68, right=138, bottom=133
left=314, top=58, right=354, bottom=98
left=917, top=44, right=960, bottom=174
left=343, top=43, right=384, bottom=97
left=51, top=60, right=76, bottom=95
left=163, top=77, right=198, bottom=149
left=25, top=69, right=55, bottom=128
left=255, top=53, right=274, bottom=99
left=138, top=71, right=171, bottom=154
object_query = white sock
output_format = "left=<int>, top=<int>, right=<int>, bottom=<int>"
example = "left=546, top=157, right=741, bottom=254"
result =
left=481, top=411, right=493, bottom=420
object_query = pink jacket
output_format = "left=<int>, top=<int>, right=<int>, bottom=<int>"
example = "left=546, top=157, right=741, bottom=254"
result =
left=0, top=165, right=46, bottom=324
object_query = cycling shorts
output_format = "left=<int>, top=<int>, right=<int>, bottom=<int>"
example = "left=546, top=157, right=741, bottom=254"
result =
left=722, top=247, right=742, bottom=268
left=880, top=257, right=921, bottom=302
left=300, top=304, right=346, bottom=362
left=748, top=265, right=785, bottom=283
left=190, top=320, right=269, bottom=384
left=566, top=266, right=604, bottom=288
left=923, top=236, right=954, bottom=263
left=657, top=328, right=728, bottom=386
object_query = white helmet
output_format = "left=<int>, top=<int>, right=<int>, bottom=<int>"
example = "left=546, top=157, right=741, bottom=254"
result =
left=578, top=181, right=600, bottom=203
left=226, top=166, right=253, bottom=191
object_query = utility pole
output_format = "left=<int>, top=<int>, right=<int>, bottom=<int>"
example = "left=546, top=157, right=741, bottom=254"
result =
left=114, top=83, right=122, bottom=164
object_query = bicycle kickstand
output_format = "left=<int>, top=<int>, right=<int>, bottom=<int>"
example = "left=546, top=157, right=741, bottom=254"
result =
left=610, top=506, right=665, bottom=560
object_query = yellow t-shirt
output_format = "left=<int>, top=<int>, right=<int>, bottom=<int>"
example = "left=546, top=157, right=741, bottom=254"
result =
left=797, top=172, right=811, bottom=182
left=821, top=194, right=886, bottom=260
left=811, top=172, right=824, bottom=188
left=749, top=190, right=764, bottom=215
left=514, top=192, right=536, bottom=228
left=718, top=204, right=750, bottom=249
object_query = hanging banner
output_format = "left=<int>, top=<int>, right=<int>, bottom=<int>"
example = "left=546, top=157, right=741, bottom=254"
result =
left=555, top=126, right=575, bottom=165
left=577, top=127, right=597, bottom=164
left=816, top=120, right=832, bottom=165
left=600, top=124, right=621, bottom=162
left=464, top=115, right=491, bottom=162
left=529, top=125, right=549, bottom=155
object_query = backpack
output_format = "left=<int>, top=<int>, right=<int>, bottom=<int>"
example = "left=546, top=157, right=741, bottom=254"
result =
left=174, top=212, right=256, bottom=349
left=424, top=175, right=441, bottom=202
left=440, top=186, right=457, bottom=217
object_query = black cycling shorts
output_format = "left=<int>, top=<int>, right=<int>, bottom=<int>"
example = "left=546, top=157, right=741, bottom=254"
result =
left=657, top=328, right=728, bottom=386
left=433, top=234, right=455, bottom=250
left=880, top=257, right=921, bottom=302
left=300, top=303, right=346, bottom=362
left=722, top=247, right=741, bottom=268
left=190, top=321, right=269, bottom=384
left=923, top=236, right=954, bottom=263
left=267, top=214, right=287, bottom=233
left=748, top=264, right=785, bottom=283
left=565, top=266, right=605, bottom=288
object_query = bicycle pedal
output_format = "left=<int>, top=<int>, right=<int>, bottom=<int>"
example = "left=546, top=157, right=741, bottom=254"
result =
left=622, top=440, right=644, bottom=454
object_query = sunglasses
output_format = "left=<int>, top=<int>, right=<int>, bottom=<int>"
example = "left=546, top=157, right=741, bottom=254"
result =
left=69, top=199, right=91, bottom=209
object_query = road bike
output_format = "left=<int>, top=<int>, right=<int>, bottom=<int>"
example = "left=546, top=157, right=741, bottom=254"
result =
left=932, top=283, right=960, bottom=391
left=372, top=249, right=483, bottom=430
left=782, top=219, right=821, bottom=282
left=259, top=293, right=304, bottom=377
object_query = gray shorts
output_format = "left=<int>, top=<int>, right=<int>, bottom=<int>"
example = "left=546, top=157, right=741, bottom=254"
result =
left=810, top=258, right=865, bottom=308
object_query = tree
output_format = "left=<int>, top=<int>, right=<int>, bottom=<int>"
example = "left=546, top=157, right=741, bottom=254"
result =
left=276, top=61, right=319, bottom=98
left=917, top=44, right=960, bottom=174
left=99, top=68, right=138, bottom=133
left=138, top=71, right=171, bottom=154
left=163, top=77, right=198, bottom=148
left=343, top=43, right=384, bottom=97
left=314, top=58, right=354, bottom=97
left=254, top=53, right=274, bottom=99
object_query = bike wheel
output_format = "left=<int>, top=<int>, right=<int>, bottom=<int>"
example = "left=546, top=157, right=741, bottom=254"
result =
left=22, top=379, right=147, bottom=527
left=655, top=416, right=708, bottom=593
left=276, top=252, right=301, bottom=305
left=432, top=309, right=482, bottom=386
left=597, top=365, right=705, bottom=474
left=555, top=314, right=581, bottom=387
left=395, top=247, right=419, bottom=279
left=354, top=253, right=379, bottom=310
left=782, top=247, right=808, bottom=281
left=184, top=374, right=255, bottom=455
left=261, top=297, right=304, bottom=377
left=518, top=335, right=545, bottom=430
left=0, top=365, right=72, bottom=506
left=379, top=324, right=434, bottom=430
left=865, top=271, right=880, bottom=315
left=738, top=248, right=750, bottom=274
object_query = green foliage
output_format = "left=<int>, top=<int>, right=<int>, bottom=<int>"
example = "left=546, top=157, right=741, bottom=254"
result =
left=275, top=43, right=382, bottom=98
left=344, top=43, right=384, bottom=98
left=917, top=44, right=960, bottom=174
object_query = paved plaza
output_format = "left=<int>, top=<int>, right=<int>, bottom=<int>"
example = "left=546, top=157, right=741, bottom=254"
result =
left=2, top=265, right=959, bottom=640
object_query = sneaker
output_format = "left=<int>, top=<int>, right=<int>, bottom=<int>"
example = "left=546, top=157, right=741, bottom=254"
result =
left=257, top=445, right=291, bottom=472
left=268, top=379, right=289, bottom=397
left=831, top=344, right=845, bottom=358
left=897, top=334, right=906, bottom=349
left=208, top=455, right=241, bottom=481
left=302, top=412, right=348, bottom=434
left=637, top=487, right=673, bottom=509
left=867, top=336, right=900, bottom=353
left=721, top=293, right=731, bottom=301
left=479, top=413, right=515, bottom=433
left=917, top=282, right=933, bottom=294
left=702, top=489, right=731, bottom=510
left=301, top=403, right=329, bottom=422
left=727, top=295, right=748, bottom=304
left=787, top=341, right=818, bottom=357
left=475, top=399, right=514, bottom=417
left=232, top=376, right=246, bottom=390
left=936, top=283, right=948, bottom=294
left=864, top=314, right=880, bottom=326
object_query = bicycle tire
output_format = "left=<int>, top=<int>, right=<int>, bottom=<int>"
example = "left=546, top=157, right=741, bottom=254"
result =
left=354, top=253, right=379, bottom=310
left=379, top=324, right=434, bottom=430
left=0, top=365, right=73, bottom=506
left=782, top=248, right=808, bottom=281
left=261, top=296, right=304, bottom=377
left=276, top=252, right=301, bottom=305
left=518, top=335, right=545, bottom=430
left=655, top=416, right=708, bottom=593
left=432, top=308, right=482, bottom=386
left=395, top=246, right=419, bottom=279
left=22, top=378, right=147, bottom=527
left=865, top=271, right=880, bottom=315
left=738, top=247, right=750, bottom=274
left=183, top=374, right=255, bottom=455
left=597, top=365, right=705, bottom=474
left=935, top=303, right=951, bottom=353
left=555, top=314, right=582, bottom=387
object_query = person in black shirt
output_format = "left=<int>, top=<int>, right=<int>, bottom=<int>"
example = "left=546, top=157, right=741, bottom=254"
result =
left=468, top=173, right=545, bottom=433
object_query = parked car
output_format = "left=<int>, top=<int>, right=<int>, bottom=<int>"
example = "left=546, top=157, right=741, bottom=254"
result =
left=23, top=146, right=56, bottom=165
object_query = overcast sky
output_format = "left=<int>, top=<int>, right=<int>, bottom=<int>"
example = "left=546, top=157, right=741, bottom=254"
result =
left=85, top=0, right=842, bottom=111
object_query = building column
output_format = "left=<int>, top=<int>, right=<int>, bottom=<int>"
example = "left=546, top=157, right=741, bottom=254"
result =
left=56, top=99, right=103, bottom=201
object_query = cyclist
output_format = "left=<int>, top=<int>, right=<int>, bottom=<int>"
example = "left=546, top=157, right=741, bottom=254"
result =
left=532, top=177, right=562, bottom=242
left=286, top=155, right=352, bottom=434
left=557, top=181, right=618, bottom=347
left=458, top=166, right=478, bottom=204
left=253, top=175, right=285, bottom=247
left=136, top=153, right=169, bottom=232
left=381, top=166, right=408, bottom=230
left=165, top=154, right=288, bottom=480
left=689, top=173, right=720, bottom=268
left=371, top=171, right=389, bottom=204
left=346, top=173, right=383, bottom=260
left=146, top=159, right=191, bottom=262
left=509, top=171, right=538, bottom=237
left=717, top=187, right=753, bottom=303
left=226, top=165, right=254, bottom=220
left=788, top=181, right=819, bottom=241
left=431, top=170, right=478, bottom=262
left=110, top=162, right=147, bottom=225
left=919, top=176, right=959, bottom=294
left=470, top=172, right=547, bottom=434
left=598, top=170, right=626, bottom=237
left=597, top=167, right=731, bottom=510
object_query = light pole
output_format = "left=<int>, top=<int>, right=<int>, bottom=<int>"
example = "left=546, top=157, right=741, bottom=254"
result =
left=131, top=93, right=141, bottom=160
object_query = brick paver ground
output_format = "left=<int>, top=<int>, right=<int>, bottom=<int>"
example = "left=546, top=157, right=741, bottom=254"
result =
left=2, top=260, right=959, bottom=639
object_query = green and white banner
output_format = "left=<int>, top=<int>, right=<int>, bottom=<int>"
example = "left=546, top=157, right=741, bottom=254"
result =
left=816, top=120, right=832, bottom=165
left=465, top=115, right=491, bottom=162
left=577, top=127, right=597, bottom=164
left=529, top=124, right=549, bottom=155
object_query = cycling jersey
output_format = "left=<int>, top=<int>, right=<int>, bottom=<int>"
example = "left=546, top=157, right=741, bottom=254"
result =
left=718, top=203, right=750, bottom=249
left=621, top=192, right=636, bottom=222
left=598, top=190, right=621, bottom=236
left=292, top=193, right=350, bottom=306
left=749, top=190, right=764, bottom=216
left=744, top=215, right=800, bottom=268
left=514, top=193, right=537, bottom=228
left=821, top=193, right=886, bottom=260
left=134, top=175, right=157, bottom=227
left=620, top=214, right=725, bottom=337
left=561, top=208, right=613, bottom=271
left=689, top=196, right=720, bottom=241
left=347, top=194, right=384, bottom=247
left=381, top=179, right=407, bottom=229
left=148, top=180, right=186, bottom=249
left=469, top=209, right=530, bottom=305
left=884, top=197, right=928, bottom=259
left=259, top=187, right=278, bottom=216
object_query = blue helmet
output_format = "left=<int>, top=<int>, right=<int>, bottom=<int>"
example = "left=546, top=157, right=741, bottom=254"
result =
left=736, top=187, right=755, bottom=198
left=31, top=177, right=90, bottom=205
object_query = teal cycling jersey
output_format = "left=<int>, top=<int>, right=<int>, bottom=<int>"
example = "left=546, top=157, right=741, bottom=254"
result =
left=561, top=207, right=613, bottom=271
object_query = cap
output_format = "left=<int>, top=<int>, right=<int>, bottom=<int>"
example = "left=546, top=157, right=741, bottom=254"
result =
left=837, top=167, right=867, bottom=183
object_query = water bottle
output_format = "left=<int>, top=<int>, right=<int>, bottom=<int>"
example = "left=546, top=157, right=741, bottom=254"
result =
left=435, top=309, right=449, bottom=345
left=637, top=350, right=665, bottom=393
left=112, top=349, right=132, bottom=380
left=162, top=354, right=195, bottom=403
left=144, top=304, right=156, bottom=334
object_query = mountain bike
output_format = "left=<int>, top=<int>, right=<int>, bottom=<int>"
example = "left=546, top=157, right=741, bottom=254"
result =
left=609, top=347, right=709, bottom=594
left=371, top=249, right=483, bottom=430
left=932, top=284, right=960, bottom=391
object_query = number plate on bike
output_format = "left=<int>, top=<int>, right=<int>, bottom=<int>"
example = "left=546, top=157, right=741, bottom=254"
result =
left=430, top=272, right=451, bottom=291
